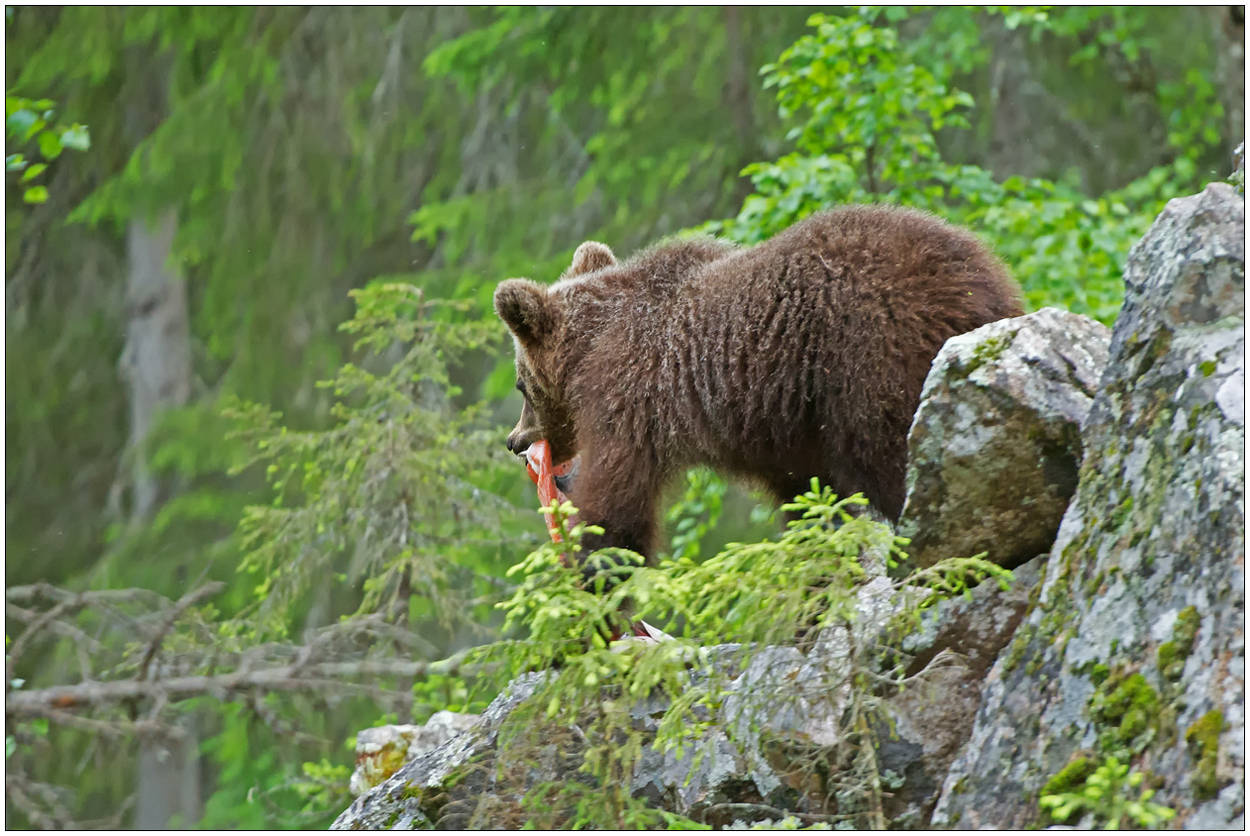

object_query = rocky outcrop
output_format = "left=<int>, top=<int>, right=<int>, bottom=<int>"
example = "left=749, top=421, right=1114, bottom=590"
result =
left=332, top=566, right=1041, bottom=830
left=333, top=675, right=545, bottom=829
left=349, top=711, right=482, bottom=797
left=332, top=183, right=1244, bottom=831
left=933, top=182, right=1245, bottom=829
left=897, top=307, right=1110, bottom=571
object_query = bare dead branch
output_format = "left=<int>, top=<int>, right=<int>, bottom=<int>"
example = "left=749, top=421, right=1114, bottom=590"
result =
left=5, top=602, right=104, bottom=654
left=6, top=595, right=90, bottom=685
left=7, top=601, right=102, bottom=682
left=5, top=583, right=170, bottom=607
left=136, top=582, right=226, bottom=681
left=6, top=775, right=73, bottom=829
left=18, top=706, right=185, bottom=743
left=5, top=585, right=188, bottom=683
left=6, top=647, right=479, bottom=717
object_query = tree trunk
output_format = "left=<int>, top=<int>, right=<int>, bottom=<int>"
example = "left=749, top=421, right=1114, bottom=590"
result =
left=135, top=722, right=202, bottom=829
left=121, top=210, right=192, bottom=520
left=723, top=6, right=757, bottom=205
left=1210, top=5, right=1245, bottom=153
left=723, top=7, right=755, bottom=148
left=117, top=36, right=200, bottom=827
left=122, top=212, right=201, bottom=829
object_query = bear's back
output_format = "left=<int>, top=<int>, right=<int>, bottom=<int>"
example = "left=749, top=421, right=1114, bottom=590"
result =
left=687, top=205, right=1016, bottom=318
left=651, top=205, right=1021, bottom=517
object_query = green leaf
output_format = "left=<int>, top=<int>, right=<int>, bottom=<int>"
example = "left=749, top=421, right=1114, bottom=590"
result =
left=60, top=125, right=91, bottom=151
left=23, top=185, right=49, bottom=204
left=5, top=108, right=37, bottom=139
left=36, top=130, right=63, bottom=161
left=21, top=163, right=47, bottom=182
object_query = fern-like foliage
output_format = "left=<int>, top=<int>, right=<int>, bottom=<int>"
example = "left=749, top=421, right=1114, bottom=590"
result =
left=467, top=485, right=1013, bottom=828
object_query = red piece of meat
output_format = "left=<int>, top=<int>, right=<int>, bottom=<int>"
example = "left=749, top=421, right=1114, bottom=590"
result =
left=523, top=440, right=576, bottom=542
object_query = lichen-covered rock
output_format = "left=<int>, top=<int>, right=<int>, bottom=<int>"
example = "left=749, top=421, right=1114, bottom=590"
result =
left=349, top=711, right=482, bottom=797
left=898, top=307, right=1111, bottom=572
left=876, top=555, right=1043, bottom=827
left=932, top=183, right=1245, bottom=829
left=331, top=674, right=544, bottom=830
left=330, top=567, right=1041, bottom=830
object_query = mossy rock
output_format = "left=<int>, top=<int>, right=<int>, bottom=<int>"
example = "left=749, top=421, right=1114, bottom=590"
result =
left=1156, top=606, right=1200, bottom=681
left=1185, top=710, right=1225, bottom=801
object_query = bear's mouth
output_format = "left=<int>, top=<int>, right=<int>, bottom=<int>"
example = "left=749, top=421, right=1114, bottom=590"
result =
left=520, top=443, right=580, bottom=495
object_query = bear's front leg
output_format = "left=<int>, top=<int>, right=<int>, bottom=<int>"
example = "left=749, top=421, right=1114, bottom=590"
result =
left=568, top=443, right=660, bottom=568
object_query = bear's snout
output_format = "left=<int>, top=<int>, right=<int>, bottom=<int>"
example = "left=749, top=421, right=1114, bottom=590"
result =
left=505, top=429, right=534, bottom=456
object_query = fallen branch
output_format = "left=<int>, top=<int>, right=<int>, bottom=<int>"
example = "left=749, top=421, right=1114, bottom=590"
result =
left=6, top=647, right=482, bottom=716
left=5, top=775, right=73, bottom=830
left=5, top=584, right=201, bottom=684
left=136, top=582, right=225, bottom=680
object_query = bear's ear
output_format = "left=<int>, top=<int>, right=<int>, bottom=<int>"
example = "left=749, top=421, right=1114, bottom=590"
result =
left=494, top=279, right=558, bottom=348
left=567, top=241, right=617, bottom=276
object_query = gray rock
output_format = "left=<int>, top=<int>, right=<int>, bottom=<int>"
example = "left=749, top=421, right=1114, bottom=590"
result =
left=331, top=674, right=544, bottom=830
left=330, top=184, right=1242, bottom=831
left=933, top=183, right=1245, bottom=829
left=875, top=556, right=1043, bottom=827
left=329, top=566, right=1042, bottom=830
left=348, top=711, right=482, bottom=797
left=898, top=307, right=1111, bottom=571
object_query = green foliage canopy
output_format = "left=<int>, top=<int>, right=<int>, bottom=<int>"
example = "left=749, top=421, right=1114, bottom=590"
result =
left=4, top=4, right=1237, bottom=829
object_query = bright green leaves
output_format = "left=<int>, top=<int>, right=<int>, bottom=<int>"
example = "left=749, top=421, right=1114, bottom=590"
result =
left=708, top=8, right=1223, bottom=325
left=663, top=467, right=727, bottom=562
left=709, top=11, right=976, bottom=243
left=481, top=482, right=1013, bottom=828
left=228, top=281, right=517, bottom=629
left=59, top=125, right=91, bottom=152
left=4, top=95, right=90, bottom=203
left=763, top=14, right=967, bottom=174
left=1039, top=756, right=1176, bottom=830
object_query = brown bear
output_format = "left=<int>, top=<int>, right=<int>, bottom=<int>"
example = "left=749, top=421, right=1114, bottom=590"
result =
left=495, top=205, right=1023, bottom=559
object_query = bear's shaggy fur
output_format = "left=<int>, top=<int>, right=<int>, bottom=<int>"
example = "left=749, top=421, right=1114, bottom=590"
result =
left=496, top=206, right=1023, bottom=558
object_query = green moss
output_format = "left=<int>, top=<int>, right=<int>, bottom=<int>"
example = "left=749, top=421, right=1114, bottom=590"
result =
left=378, top=745, right=409, bottom=779
left=1042, top=756, right=1095, bottom=796
left=1089, top=663, right=1111, bottom=687
left=1173, top=606, right=1201, bottom=644
left=439, top=764, right=469, bottom=792
left=1185, top=710, right=1224, bottom=800
left=967, top=331, right=1015, bottom=373
left=1199, top=360, right=1217, bottom=377
left=1090, top=671, right=1161, bottom=754
left=1109, top=497, right=1133, bottom=529
left=1156, top=641, right=1181, bottom=678
left=1004, top=624, right=1037, bottom=673
left=1084, top=568, right=1107, bottom=598
left=1157, top=606, right=1201, bottom=680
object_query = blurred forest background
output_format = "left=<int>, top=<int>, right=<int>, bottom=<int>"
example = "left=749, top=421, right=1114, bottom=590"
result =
left=4, top=6, right=1243, bottom=829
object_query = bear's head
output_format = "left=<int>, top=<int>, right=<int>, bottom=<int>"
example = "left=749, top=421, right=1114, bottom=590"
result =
left=494, top=241, right=617, bottom=464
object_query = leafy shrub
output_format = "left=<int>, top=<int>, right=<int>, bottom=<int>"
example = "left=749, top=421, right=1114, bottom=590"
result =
left=1040, top=756, right=1176, bottom=830
left=464, top=488, right=1009, bottom=828
left=701, top=10, right=1219, bottom=325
